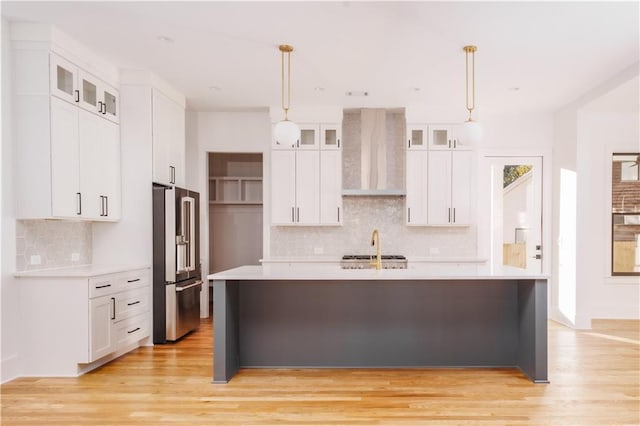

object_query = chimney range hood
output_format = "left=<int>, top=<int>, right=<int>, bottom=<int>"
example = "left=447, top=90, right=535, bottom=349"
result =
left=342, top=108, right=406, bottom=196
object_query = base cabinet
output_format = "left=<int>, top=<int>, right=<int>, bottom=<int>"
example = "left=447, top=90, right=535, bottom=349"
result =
left=18, top=268, right=150, bottom=377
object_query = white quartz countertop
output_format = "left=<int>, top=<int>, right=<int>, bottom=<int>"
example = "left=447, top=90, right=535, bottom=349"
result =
left=15, top=264, right=151, bottom=278
left=208, top=265, right=548, bottom=281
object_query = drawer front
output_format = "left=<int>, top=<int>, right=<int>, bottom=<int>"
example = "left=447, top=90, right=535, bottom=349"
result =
left=120, top=269, right=149, bottom=291
left=114, top=312, right=149, bottom=348
left=89, top=276, right=118, bottom=298
left=115, top=287, right=149, bottom=321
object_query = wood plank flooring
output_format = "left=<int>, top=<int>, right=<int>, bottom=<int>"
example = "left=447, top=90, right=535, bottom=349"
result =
left=1, top=316, right=638, bottom=425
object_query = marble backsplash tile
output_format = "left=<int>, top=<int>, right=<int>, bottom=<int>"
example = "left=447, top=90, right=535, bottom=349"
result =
left=270, top=197, right=476, bottom=257
left=16, top=220, right=92, bottom=271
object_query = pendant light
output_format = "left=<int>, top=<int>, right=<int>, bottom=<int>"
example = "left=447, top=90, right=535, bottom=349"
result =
left=274, top=44, right=300, bottom=147
left=462, top=45, right=482, bottom=146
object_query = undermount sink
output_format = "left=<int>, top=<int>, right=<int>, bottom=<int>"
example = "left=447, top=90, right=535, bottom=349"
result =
left=340, top=255, right=407, bottom=269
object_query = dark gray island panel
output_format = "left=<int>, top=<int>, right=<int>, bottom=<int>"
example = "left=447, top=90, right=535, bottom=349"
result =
left=212, top=276, right=548, bottom=384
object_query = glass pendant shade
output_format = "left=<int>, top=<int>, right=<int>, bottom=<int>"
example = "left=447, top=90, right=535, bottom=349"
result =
left=462, top=119, right=483, bottom=147
left=274, top=119, right=300, bottom=147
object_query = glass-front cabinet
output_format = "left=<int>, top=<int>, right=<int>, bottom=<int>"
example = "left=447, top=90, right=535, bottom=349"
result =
left=407, top=124, right=427, bottom=150
left=50, top=53, right=78, bottom=104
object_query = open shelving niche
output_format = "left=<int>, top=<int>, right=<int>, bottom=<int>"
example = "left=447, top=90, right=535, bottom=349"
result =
left=208, top=153, right=263, bottom=205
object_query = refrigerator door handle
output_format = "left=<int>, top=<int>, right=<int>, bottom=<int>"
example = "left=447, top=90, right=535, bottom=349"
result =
left=165, top=187, right=177, bottom=283
left=181, top=196, right=196, bottom=272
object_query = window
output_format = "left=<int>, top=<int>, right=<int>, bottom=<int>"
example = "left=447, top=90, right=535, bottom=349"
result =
left=612, top=153, right=640, bottom=275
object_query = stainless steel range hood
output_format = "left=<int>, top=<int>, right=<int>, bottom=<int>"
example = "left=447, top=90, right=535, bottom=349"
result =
left=342, top=108, right=406, bottom=196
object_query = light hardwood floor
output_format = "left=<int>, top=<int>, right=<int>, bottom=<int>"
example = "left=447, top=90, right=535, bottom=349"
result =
left=2, top=316, right=638, bottom=425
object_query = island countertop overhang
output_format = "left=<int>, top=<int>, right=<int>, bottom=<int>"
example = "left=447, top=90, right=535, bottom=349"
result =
left=207, top=265, right=549, bottom=281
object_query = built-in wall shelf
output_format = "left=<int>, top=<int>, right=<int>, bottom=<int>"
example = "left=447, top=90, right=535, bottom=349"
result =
left=207, top=153, right=264, bottom=205
left=209, top=177, right=263, bottom=205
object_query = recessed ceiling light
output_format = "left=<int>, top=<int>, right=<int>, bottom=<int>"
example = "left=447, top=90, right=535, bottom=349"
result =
left=412, top=87, right=421, bottom=92
left=157, top=35, right=174, bottom=43
left=314, top=87, right=325, bottom=92
left=346, top=91, right=369, bottom=97
left=509, top=87, right=520, bottom=92
left=208, top=86, right=221, bottom=91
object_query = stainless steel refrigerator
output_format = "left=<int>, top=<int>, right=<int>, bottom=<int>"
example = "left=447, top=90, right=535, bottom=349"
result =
left=152, top=184, right=202, bottom=343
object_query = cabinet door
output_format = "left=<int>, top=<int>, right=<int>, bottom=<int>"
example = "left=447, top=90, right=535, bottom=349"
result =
left=77, top=69, right=100, bottom=114
left=89, top=294, right=115, bottom=361
left=297, top=124, right=319, bottom=150
left=295, top=150, right=320, bottom=224
left=78, top=109, right=104, bottom=219
left=451, top=125, right=472, bottom=150
left=49, top=53, right=78, bottom=104
left=152, top=89, right=182, bottom=186
left=271, top=150, right=296, bottom=224
left=427, top=150, right=452, bottom=225
left=407, top=124, right=428, bottom=150
left=406, top=150, right=428, bottom=225
left=100, top=83, right=120, bottom=124
left=451, top=151, right=473, bottom=224
left=50, top=97, right=81, bottom=218
left=320, top=124, right=341, bottom=150
left=99, top=119, right=121, bottom=220
left=320, top=150, right=342, bottom=224
left=428, top=124, right=454, bottom=150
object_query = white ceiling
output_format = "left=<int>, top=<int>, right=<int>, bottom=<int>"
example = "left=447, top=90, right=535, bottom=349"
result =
left=2, top=1, right=639, bottom=114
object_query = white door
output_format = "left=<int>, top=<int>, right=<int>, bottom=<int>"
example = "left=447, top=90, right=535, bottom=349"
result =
left=295, top=150, right=320, bottom=224
left=100, top=119, right=121, bottom=220
left=89, top=295, right=114, bottom=361
left=167, top=97, right=185, bottom=186
left=271, top=150, right=296, bottom=224
left=50, top=96, right=80, bottom=218
left=320, top=150, right=342, bottom=224
left=152, top=89, right=179, bottom=186
left=406, top=150, right=428, bottom=225
left=427, top=150, right=452, bottom=224
left=485, top=157, right=543, bottom=274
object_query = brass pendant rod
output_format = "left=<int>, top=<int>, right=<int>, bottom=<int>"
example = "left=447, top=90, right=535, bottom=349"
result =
left=464, top=45, right=477, bottom=121
left=279, top=44, right=294, bottom=120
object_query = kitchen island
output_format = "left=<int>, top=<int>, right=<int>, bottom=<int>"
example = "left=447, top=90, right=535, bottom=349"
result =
left=208, top=265, right=548, bottom=384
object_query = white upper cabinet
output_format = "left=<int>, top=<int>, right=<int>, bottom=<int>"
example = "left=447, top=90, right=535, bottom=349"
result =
left=14, top=46, right=121, bottom=221
left=271, top=121, right=342, bottom=226
left=272, top=123, right=324, bottom=150
left=320, top=124, right=342, bottom=150
left=152, top=88, right=185, bottom=187
left=50, top=53, right=120, bottom=124
left=407, top=124, right=428, bottom=150
left=50, top=53, right=79, bottom=104
left=428, top=124, right=472, bottom=150
left=427, top=150, right=473, bottom=225
left=320, top=150, right=342, bottom=224
left=405, top=150, right=428, bottom=225
left=50, top=96, right=81, bottom=218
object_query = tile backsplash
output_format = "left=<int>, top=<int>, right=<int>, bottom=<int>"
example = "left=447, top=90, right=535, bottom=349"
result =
left=270, top=197, right=476, bottom=257
left=16, top=220, right=92, bottom=271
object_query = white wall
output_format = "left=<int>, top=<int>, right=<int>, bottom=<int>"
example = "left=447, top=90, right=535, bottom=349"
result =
left=552, top=64, right=640, bottom=328
left=1, top=16, right=20, bottom=382
left=190, top=111, right=271, bottom=311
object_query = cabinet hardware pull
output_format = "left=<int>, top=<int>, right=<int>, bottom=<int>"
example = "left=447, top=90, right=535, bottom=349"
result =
left=127, top=327, right=140, bottom=334
left=408, top=139, right=411, bottom=148
left=297, top=207, right=300, bottom=222
left=127, top=301, right=140, bottom=306
left=337, top=207, right=340, bottom=222
left=127, top=278, right=140, bottom=283
left=111, top=297, right=116, bottom=320
left=453, top=208, right=456, bottom=223
left=105, top=196, right=108, bottom=216
left=291, top=207, right=295, bottom=223
left=76, top=192, right=82, bottom=215
left=99, top=196, right=104, bottom=216
left=337, top=138, right=340, bottom=148
left=448, top=207, right=451, bottom=223
left=74, top=90, right=80, bottom=103
left=96, top=284, right=111, bottom=289
left=448, top=139, right=451, bottom=148
left=98, top=101, right=103, bottom=113
left=454, top=139, right=457, bottom=149
left=408, top=207, right=411, bottom=223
